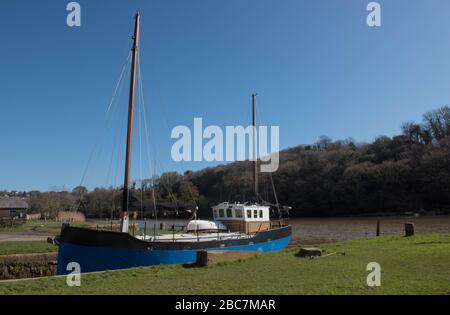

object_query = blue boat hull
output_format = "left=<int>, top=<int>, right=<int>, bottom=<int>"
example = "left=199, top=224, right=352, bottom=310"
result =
left=56, top=225, right=292, bottom=275
left=57, top=235, right=290, bottom=274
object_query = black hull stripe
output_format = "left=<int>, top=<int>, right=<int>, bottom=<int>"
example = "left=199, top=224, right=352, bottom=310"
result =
left=59, top=226, right=292, bottom=251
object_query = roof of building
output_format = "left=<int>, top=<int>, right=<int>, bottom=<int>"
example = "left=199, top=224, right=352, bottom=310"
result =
left=0, top=197, right=29, bottom=210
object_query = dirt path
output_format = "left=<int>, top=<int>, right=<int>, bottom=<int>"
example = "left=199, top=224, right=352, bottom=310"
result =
left=0, top=233, right=49, bottom=242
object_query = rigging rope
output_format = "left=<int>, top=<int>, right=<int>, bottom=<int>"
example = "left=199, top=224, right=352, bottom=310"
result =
left=106, top=60, right=132, bottom=187
left=138, top=57, right=144, bottom=221
left=70, top=51, right=132, bottom=212
left=137, top=49, right=186, bottom=212
left=108, top=66, right=130, bottom=220
left=137, top=55, right=200, bottom=210
left=80, top=51, right=132, bottom=185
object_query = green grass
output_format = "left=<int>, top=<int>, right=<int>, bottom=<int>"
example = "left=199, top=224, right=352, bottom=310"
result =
left=0, top=220, right=174, bottom=235
left=0, top=234, right=449, bottom=295
left=0, top=220, right=104, bottom=234
left=0, top=241, right=57, bottom=255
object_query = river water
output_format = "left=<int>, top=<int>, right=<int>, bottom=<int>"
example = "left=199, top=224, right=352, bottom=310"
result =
left=136, top=215, right=450, bottom=244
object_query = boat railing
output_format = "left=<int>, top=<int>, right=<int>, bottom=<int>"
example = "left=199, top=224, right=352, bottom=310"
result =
left=270, top=218, right=289, bottom=229
left=144, top=232, right=249, bottom=243
left=141, top=222, right=251, bottom=243
left=99, top=219, right=287, bottom=242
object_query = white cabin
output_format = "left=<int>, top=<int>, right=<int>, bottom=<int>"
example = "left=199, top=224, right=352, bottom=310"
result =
left=211, top=202, right=271, bottom=233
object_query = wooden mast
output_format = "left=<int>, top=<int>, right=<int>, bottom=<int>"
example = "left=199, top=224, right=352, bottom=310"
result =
left=120, top=12, right=140, bottom=233
left=252, top=94, right=259, bottom=200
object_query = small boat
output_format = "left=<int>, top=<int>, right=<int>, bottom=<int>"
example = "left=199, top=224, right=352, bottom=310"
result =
left=55, top=13, right=292, bottom=275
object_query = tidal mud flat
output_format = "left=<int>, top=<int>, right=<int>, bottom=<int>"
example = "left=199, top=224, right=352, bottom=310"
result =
left=136, top=215, right=450, bottom=244
left=1, top=215, right=449, bottom=246
left=290, top=215, right=450, bottom=243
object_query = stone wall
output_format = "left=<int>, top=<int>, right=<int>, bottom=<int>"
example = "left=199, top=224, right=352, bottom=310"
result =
left=0, top=253, right=57, bottom=280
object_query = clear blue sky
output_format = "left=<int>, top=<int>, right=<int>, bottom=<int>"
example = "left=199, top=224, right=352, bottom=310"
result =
left=1, top=0, right=450, bottom=192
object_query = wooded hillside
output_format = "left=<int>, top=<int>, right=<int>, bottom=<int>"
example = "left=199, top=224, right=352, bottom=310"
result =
left=11, top=106, right=449, bottom=218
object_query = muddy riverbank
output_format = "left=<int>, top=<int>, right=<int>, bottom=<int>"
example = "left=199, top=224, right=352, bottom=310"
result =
left=290, top=215, right=450, bottom=243
left=136, top=214, right=450, bottom=243
left=1, top=215, right=449, bottom=244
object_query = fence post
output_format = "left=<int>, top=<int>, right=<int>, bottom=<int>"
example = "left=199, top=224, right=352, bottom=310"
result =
left=172, top=224, right=175, bottom=242
left=405, top=223, right=415, bottom=237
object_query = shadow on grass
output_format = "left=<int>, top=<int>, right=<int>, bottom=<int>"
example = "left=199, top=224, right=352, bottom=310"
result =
left=182, top=263, right=203, bottom=269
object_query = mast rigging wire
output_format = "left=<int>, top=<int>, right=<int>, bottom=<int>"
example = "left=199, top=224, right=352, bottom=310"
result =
left=136, top=48, right=188, bottom=212
left=70, top=51, right=132, bottom=212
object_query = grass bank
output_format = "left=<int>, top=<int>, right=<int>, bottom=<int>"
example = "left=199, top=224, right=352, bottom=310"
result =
left=0, top=220, right=100, bottom=234
left=0, top=234, right=449, bottom=295
left=0, top=220, right=172, bottom=236
left=0, top=241, right=57, bottom=255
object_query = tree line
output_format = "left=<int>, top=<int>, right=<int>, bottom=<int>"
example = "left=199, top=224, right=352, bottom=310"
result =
left=15, top=106, right=450, bottom=218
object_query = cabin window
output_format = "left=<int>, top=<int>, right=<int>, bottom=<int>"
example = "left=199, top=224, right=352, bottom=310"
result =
left=247, top=210, right=252, bottom=218
left=213, top=209, right=218, bottom=218
left=259, top=210, right=263, bottom=218
left=219, top=209, right=225, bottom=218
left=253, top=210, right=258, bottom=218
left=235, top=209, right=243, bottom=218
left=226, top=208, right=233, bottom=218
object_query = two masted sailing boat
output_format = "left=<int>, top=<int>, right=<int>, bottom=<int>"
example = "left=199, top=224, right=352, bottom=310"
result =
left=55, top=13, right=292, bottom=274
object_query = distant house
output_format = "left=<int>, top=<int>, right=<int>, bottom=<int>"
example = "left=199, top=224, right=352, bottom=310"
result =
left=0, top=197, right=29, bottom=219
